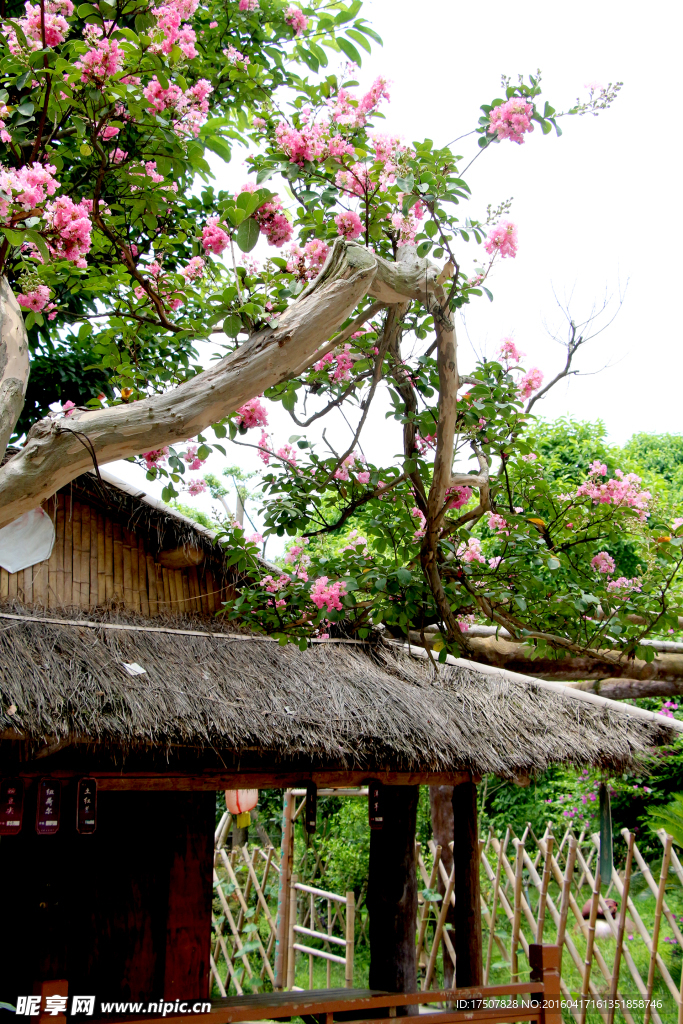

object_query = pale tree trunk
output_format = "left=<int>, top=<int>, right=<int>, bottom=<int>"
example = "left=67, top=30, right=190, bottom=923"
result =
left=0, top=242, right=448, bottom=529
left=0, top=277, right=30, bottom=457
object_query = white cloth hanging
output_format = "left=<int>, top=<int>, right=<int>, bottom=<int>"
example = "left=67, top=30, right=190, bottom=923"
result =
left=0, top=507, right=56, bottom=574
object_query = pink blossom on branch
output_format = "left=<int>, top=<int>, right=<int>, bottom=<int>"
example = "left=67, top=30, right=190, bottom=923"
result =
left=488, top=98, right=534, bottom=144
left=285, top=5, right=308, bottom=35
left=484, top=220, right=518, bottom=259
left=202, top=218, right=229, bottom=255
left=518, top=367, right=543, bottom=400
left=335, top=210, right=363, bottom=239
left=591, top=551, right=615, bottom=574
left=235, top=396, right=268, bottom=430
left=497, top=337, right=525, bottom=364
left=75, top=38, right=124, bottom=85
left=17, top=284, right=51, bottom=312
left=310, top=576, right=346, bottom=613
left=142, top=447, right=169, bottom=470
left=180, top=256, right=205, bottom=281
left=445, top=485, right=472, bottom=510
left=187, top=478, right=207, bottom=496
left=457, top=537, right=486, bottom=564
left=239, top=0, right=259, bottom=9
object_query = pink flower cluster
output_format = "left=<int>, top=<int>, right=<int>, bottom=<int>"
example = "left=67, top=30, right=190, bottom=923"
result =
left=152, top=0, right=199, bottom=58
left=235, top=396, right=268, bottom=430
left=0, top=162, right=59, bottom=220
left=329, top=77, right=390, bottom=128
left=518, top=367, right=543, bottom=400
left=498, top=337, right=524, bottom=364
left=223, top=45, right=249, bottom=68
left=445, top=485, right=472, bottom=511
left=591, top=551, right=616, bottom=574
left=184, top=444, right=206, bottom=471
left=2, top=0, right=73, bottom=53
left=484, top=220, right=518, bottom=259
left=487, top=512, right=510, bottom=535
left=285, top=238, right=330, bottom=280
left=187, top=478, right=207, bottom=496
left=659, top=701, right=680, bottom=719
left=335, top=210, right=363, bottom=239
left=314, top=345, right=354, bottom=381
left=411, top=506, right=426, bottom=540
left=239, top=0, right=259, bottom=9
left=180, top=256, right=205, bottom=281
left=202, top=218, right=229, bottom=255
left=17, top=284, right=51, bottom=312
left=142, top=447, right=169, bottom=470
left=285, top=5, right=308, bottom=35
left=416, top=433, right=437, bottom=455
left=274, top=120, right=354, bottom=166
left=488, top=98, right=534, bottom=144
left=75, top=38, right=125, bottom=85
left=310, top=576, right=346, bottom=613
left=606, top=576, right=642, bottom=595
left=388, top=208, right=424, bottom=246
left=457, top=537, right=486, bottom=564
left=253, top=194, right=292, bottom=247
left=43, top=195, right=92, bottom=267
left=574, top=466, right=652, bottom=521
left=333, top=452, right=363, bottom=482
left=143, top=77, right=213, bottom=137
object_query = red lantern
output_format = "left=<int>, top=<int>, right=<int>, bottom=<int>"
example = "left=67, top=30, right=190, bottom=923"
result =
left=225, top=789, right=258, bottom=828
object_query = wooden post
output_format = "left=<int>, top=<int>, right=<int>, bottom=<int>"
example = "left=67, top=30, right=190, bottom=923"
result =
left=511, top=838, right=524, bottom=986
left=416, top=844, right=441, bottom=968
left=485, top=827, right=509, bottom=984
left=286, top=874, right=298, bottom=990
left=345, top=891, right=355, bottom=988
left=579, top=868, right=601, bottom=1024
left=557, top=835, right=577, bottom=951
left=644, top=834, right=672, bottom=1024
left=367, top=785, right=419, bottom=1001
left=536, top=834, right=554, bottom=943
left=274, top=790, right=295, bottom=990
left=529, top=944, right=563, bottom=1024
left=451, top=778, right=483, bottom=987
left=429, top=785, right=457, bottom=988
left=608, top=832, right=634, bottom=1024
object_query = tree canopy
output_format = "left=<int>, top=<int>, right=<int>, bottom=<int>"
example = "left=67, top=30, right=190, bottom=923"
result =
left=3, top=0, right=680, bottom=682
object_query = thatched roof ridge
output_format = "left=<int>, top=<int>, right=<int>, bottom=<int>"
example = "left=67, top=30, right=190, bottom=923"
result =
left=0, top=605, right=676, bottom=777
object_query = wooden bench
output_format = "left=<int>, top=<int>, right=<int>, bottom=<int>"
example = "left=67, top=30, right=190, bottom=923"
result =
left=95, top=946, right=562, bottom=1024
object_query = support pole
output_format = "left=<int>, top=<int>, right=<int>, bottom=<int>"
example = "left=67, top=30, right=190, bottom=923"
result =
left=367, top=785, right=419, bottom=1010
left=451, top=778, right=483, bottom=987
left=274, top=790, right=295, bottom=989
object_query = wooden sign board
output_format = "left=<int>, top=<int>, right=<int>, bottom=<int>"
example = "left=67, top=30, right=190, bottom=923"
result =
left=368, top=779, right=384, bottom=830
left=36, top=779, right=61, bottom=835
left=0, top=777, right=24, bottom=835
left=77, top=777, right=97, bottom=834
left=304, top=781, right=317, bottom=833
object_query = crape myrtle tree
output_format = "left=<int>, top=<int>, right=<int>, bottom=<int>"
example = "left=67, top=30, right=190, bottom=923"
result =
left=1, top=0, right=680, bottom=685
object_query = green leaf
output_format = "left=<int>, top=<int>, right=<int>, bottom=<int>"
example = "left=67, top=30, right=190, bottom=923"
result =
left=223, top=314, right=242, bottom=337
left=396, top=568, right=412, bottom=585
left=337, top=36, right=362, bottom=65
left=235, top=217, right=260, bottom=253
left=416, top=241, right=433, bottom=258
left=24, top=229, right=50, bottom=263
left=204, top=136, right=232, bottom=163
left=345, top=28, right=372, bottom=52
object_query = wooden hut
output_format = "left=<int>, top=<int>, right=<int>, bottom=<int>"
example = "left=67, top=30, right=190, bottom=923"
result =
left=0, top=469, right=680, bottom=1016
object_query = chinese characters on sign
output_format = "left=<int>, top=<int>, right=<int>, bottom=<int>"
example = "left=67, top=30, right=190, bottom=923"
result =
left=76, top=778, right=97, bottom=834
left=0, top=777, right=24, bottom=834
left=36, top=778, right=61, bottom=835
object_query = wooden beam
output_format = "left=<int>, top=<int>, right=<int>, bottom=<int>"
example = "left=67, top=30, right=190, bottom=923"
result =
left=452, top=779, right=483, bottom=987
left=4, top=770, right=473, bottom=792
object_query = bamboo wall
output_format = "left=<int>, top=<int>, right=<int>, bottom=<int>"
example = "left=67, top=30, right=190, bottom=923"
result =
left=0, top=493, right=230, bottom=616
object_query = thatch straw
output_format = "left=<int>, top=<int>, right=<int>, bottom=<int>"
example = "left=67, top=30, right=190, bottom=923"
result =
left=0, top=605, right=675, bottom=777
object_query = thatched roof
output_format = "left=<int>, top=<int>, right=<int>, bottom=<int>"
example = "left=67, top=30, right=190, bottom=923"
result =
left=0, top=605, right=677, bottom=778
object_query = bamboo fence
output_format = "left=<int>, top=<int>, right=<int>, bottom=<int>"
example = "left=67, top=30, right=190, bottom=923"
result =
left=210, top=804, right=683, bottom=1024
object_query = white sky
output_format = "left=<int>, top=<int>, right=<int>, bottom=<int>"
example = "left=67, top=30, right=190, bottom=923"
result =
left=110, top=0, right=683, bottom=549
